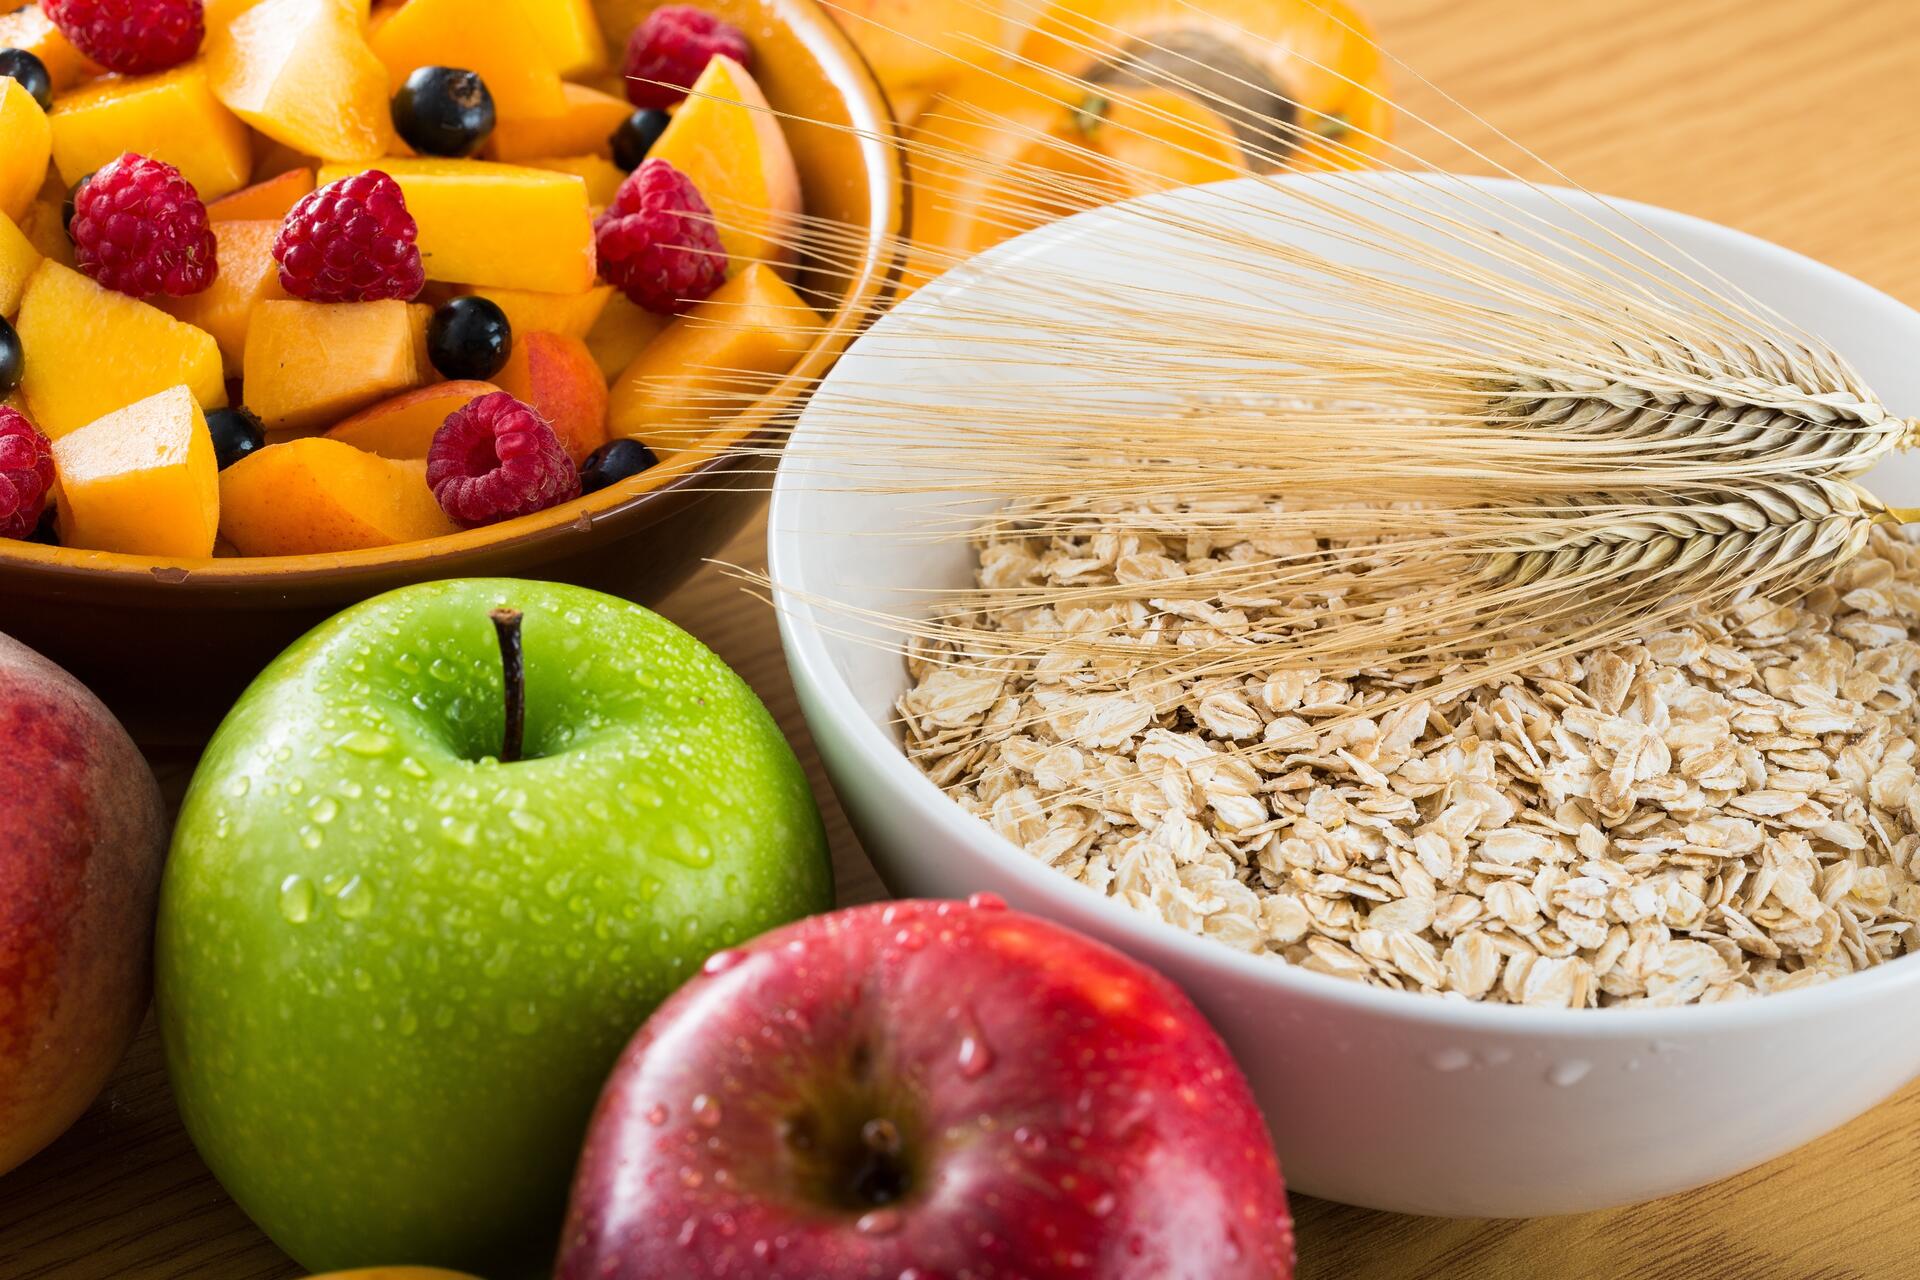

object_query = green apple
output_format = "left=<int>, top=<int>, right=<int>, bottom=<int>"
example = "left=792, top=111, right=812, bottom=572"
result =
left=155, top=579, right=833, bottom=1273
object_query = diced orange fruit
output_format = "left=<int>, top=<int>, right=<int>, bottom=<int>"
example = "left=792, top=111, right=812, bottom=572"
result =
left=208, top=166, right=314, bottom=222
left=207, top=0, right=396, bottom=163
left=51, top=386, right=220, bottom=558
left=523, top=0, right=607, bottom=77
left=369, top=0, right=567, bottom=121
left=18, top=189, right=72, bottom=267
left=157, top=220, right=287, bottom=377
left=407, top=301, right=437, bottom=383
left=494, top=331, right=608, bottom=463
left=523, top=154, right=625, bottom=206
left=584, top=291, right=668, bottom=379
left=0, top=5, right=102, bottom=92
left=204, top=0, right=267, bottom=24
left=648, top=57, right=802, bottom=273
left=243, top=299, right=421, bottom=435
left=15, top=262, right=226, bottom=437
left=326, top=380, right=500, bottom=458
left=459, top=283, right=612, bottom=342
left=0, top=211, right=41, bottom=318
left=220, top=437, right=456, bottom=555
left=49, top=64, right=253, bottom=200
left=608, top=263, right=820, bottom=450
left=0, top=79, right=52, bottom=222
left=486, top=81, right=630, bottom=162
left=317, top=159, right=596, bottom=294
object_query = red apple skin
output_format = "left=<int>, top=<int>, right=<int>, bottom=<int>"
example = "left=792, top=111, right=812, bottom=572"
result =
left=0, top=632, right=167, bottom=1175
left=555, top=898, right=1293, bottom=1280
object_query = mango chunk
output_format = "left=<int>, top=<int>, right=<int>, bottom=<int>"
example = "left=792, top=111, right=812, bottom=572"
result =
left=207, top=0, right=396, bottom=162
left=524, top=153, right=625, bottom=206
left=369, top=0, right=567, bottom=121
left=460, top=283, right=611, bottom=344
left=584, top=291, right=668, bottom=378
left=244, top=299, right=422, bottom=435
left=486, top=82, right=629, bottom=161
left=51, top=385, right=219, bottom=557
left=15, top=262, right=226, bottom=437
left=220, top=438, right=456, bottom=554
left=158, top=220, right=287, bottom=377
left=524, top=0, right=606, bottom=76
left=649, top=57, right=801, bottom=273
left=0, top=79, right=52, bottom=222
left=608, top=263, right=820, bottom=450
left=318, top=159, right=595, bottom=294
left=326, top=381, right=500, bottom=458
left=50, top=64, right=253, bottom=200
left=0, top=210, right=41, bottom=317
left=208, top=166, right=314, bottom=221
left=0, top=5, right=101, bottom=92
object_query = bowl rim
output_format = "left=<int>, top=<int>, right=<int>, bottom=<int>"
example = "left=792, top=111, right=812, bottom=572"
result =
left=0, top=0, right=906, bottom=591
left=771, top=170, right=1920, bottom=1034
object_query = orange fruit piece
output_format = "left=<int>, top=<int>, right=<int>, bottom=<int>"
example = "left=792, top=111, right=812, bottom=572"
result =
left=220, top=438, right=456, bottom=555
left=51, top=386, right=220, bottom=558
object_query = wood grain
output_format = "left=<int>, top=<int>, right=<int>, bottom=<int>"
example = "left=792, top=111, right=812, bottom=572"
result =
left=5, top=0, right=1920, bottom=1274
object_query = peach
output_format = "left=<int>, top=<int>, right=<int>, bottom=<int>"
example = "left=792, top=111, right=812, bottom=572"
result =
left=460, top=282, right=612, bottom=343
left=608, top=262, right=820, bottom=451
left=648, top=57, right=801, bottom=273
left=207, top=0, right=396, bottom=163
left=524, top=153, right=625, bottom=207
left=317, top=159, right=596, bottom=294
left=157, top=220, right=287, bottom=377
left=14, top=262, right=225, bottom=438
left=243, top=299, right=421, bottom=435
left=524, top=0, right=607, bottom=77
left=326, top=380, right=500, bottom=458
left=0, top=633, right=166, bottom=1177
left=584, top=291, right=668, bottom=379
left=51, top=385, right=221, bottom=558
left=49, top=64, right=253, bottom=200
left=370, top=0, right=567, bottom=121
left=493, top=331, right=608, bottom=463
left=0, top=210, right=40, bottom=317
left=486, top=81, right=630, bottom=162
left=0, top=5, right=101, bottom=93
left=0, top=78, right=52, bottom=222
left=207, top=166, right=314, bottom=222
left=219, top=438, right=457, bottom=554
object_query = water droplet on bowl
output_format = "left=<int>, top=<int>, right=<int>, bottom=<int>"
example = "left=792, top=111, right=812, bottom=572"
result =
left=1547, top=1059, right=1592, bottom=1087
left=1427, top=1047, right=1473, bottom=1073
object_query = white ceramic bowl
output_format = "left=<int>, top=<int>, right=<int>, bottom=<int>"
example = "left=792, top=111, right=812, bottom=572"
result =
left=769, top=175, right=1920, bottom=1217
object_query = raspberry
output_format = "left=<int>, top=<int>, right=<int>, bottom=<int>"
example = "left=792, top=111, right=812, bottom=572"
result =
left=0, top=408, right=55, bottom=542
left=622, top=4, right=750, bottom=109
left=273, top=170, right=425, bottom=304
left=69, top=153, right=218, bottom=298
left=594, top=159, right=727, bottom=314
left=428, top=392, right=581, bottom=528
left=44, top=0, right=203, bottom=76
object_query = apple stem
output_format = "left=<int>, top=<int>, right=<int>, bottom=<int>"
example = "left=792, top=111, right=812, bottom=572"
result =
left=490, top=608, right=526, bottom=764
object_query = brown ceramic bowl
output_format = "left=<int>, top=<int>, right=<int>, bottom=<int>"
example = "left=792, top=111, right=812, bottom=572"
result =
left=0, top=0, right=904, bottom=743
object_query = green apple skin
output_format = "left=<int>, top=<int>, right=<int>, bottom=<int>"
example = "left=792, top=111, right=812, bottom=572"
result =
left=155, top=579, right=833, bottom=1274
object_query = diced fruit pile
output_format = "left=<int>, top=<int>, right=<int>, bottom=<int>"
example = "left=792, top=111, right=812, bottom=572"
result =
left=0, top=0, right=815, bottom=558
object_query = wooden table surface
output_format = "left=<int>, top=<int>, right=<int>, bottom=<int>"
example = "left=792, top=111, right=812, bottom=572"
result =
left=6, top=0, right=1920, bottom=1275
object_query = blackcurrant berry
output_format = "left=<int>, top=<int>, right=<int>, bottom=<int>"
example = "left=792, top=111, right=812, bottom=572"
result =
left=0, top=48, right=51, bottom=112
left=427, top=297, right=512, bottom=380
left=0, top=316, right=22, bottom=398
left=579, top=439, right=659, bottom=494
left=610, top=109, right=671, bottom=171
left=204, top=407, right=267, bottom=471
left=62, top=172, right=92, bottom=237
left=391, top=66, right=496, bottom=158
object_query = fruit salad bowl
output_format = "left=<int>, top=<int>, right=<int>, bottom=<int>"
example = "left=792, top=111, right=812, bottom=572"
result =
left=770, top=175, right=1920, bottom=1217
left=0, top=0, right=902, bottom=738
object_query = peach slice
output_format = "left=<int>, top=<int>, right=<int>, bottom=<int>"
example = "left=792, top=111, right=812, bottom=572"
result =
left=243, top=299, right=421, bottom=435
left=493, top=332, right=608, bottom=463
left=220, top=438, right=456, bottom=555
left=49, top=64, right=253, bottom=200
left=0, top=5, right=102, bottom=93
left=208, top=166, right=314, bottom=222
left=0, top=211, right=41, bottom=318
left=584, top=291, right=668, bottom=379
left=523, top=154, right=625, bottom=207
left=648, top=56, right=802, bottom=273
left=207, top=0, right=396, bottom=163
left=51, top=386, right=219, bottom=558
left=369, top=0, right=568, bottom=121
left=326, top=381, right=500, bottom=459
left=0, top=79, right=52, bottom=222
left=157, top=220, right=287, bottom=377
left=14, top=262, right=226, bottom=438
left=608, top=263, right=820, bottom=450
left=486, top=82, right=630, bottom=162
left=524, top=0, right=607, bottom=77
left=460, top=283, right=612, bottom=343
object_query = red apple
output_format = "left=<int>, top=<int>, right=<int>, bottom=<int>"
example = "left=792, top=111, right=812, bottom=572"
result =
left=0, top=631, right=167, bottom=1175
left=555, top=897, right=1293, bottom=1279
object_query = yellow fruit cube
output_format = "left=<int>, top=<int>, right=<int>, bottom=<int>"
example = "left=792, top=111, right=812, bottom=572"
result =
left=370, top=0, right=567, bottom=121
left=51, top=386, right=220, bottom=558
left=584, top=291, right=667, bottom=379
left=207, top=0, right=396, bottom=163
left=0, top=5, right=100, bottom=92
left=0, top=79, right=52, bottom=222
left=487, top=82, right=631, bottom=162
left=462, top=283, right=613, bottom=342
left=522, top=0, right=607, bottom=77
left=318, top=159, right=596, bottom=294
left=49, top=64, right=253, bottom=200
left=15, top=262, right=226, bottom=438
left=608, top=263, right=820, bottom=449
left=220, top=438, right=456, bottom=554
left=0, top=211, right=41, bottom=317
left=157, top=220, right=287, bottom=377
left=649, top=57, right=801, bottom=273
left=243, top=299, right=422, bottom=434
left=524, top=154, right=625, bottom=206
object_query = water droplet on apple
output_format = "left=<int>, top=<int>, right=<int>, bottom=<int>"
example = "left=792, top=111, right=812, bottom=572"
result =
left=678, top=1166, right=704, bottom=1189
left=428, top=656, right=460, bottom=683
left=676, top=1216, right=699, bottom=1247
left=646, top=1103, right=670, bottom=1126
left=506, top=1000, right=542, bottom=1035
left=856, top=1209, right=902, bottom=1236
left=692, top=1094, right=722, bottom=1128
left=441, top=817, right=479, bottom=847
left=334, top=876, right=374, bottom=919
left=398, top=756, right=429, bottom=780
left=958, top=1029, right=993, bottom=1079
left=967, top=892, right=1007, bottom=911
left=309, top=796, right=339, bottom=825
left=703, top=949, right=745, bottom=976
left=397, top=1009, right=419, bottom=1037
left=278, top=875, right=314, bottom=924
left=336, top=730, right=394, bottom=757
left=227, top=776, right=251, bottom=798
left=1090, top=1191, right=1117, bottom=1218
left=299, top=826, right=323, bottom=850
left=1014, top=1126, right=1047, bottom=1155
